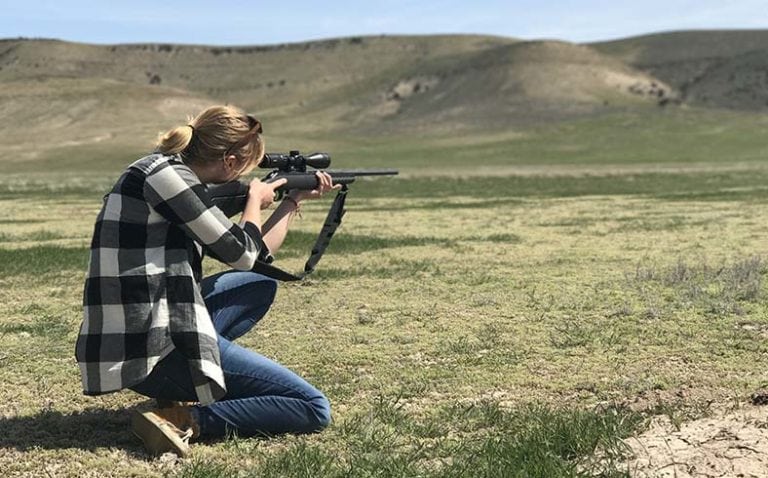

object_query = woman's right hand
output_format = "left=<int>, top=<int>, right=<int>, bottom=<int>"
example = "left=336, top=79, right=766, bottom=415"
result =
left=248, top=178, right=288, bottom=210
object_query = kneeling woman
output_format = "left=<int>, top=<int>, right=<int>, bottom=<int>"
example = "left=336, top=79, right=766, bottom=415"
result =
left=75, top=105, right=334, bottom=456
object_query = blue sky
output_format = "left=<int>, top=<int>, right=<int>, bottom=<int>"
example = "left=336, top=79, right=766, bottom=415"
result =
left=1, top=0, right=767, bottom=45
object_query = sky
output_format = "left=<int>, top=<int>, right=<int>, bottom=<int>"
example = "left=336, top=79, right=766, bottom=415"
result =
left=1, top=0, right=767, bottom=45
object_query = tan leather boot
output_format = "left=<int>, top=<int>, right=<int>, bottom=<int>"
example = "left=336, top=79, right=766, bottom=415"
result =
left=131, top=406, right=200, bottom=457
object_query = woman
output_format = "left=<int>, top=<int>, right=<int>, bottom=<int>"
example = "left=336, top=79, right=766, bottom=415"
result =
left=75, top=105, right=334, bottom=456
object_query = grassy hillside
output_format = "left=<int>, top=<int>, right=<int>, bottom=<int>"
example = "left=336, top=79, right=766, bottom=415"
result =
left=592, top=30, right=768, bottom=109
left=340, top=40, right=674, bottom=135
left=0, top=35, right=516, bottom=127
left=2, top=30, right=768, bottom=173
left=0, top=34, right=679, bottom=172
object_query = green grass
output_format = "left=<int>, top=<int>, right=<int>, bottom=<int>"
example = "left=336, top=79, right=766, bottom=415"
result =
left=0, top=304, right=73, bottom=338
left=172, top=401, right=645, bottom=478
left=325, top=108, right=768, bottom=170
left=0, top=245, right=89, bottom=276
left=174, top=459, right=232, bottom=478
left=0, top=219, right=45, bottom=225
left=0, top=230, right=73, bottom=242
left=0, top=173, right=116, bottom=198
left=277, top=231, right=455, bottom=258
left=4, top=108, right=768, bottom=476
left=312, top=257, right=444, bottom=280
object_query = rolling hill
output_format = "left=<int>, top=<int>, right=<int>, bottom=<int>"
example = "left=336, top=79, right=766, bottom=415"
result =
left=0, top=31, right=766, bottom=171
left=0, top=34, right=674, bottom=165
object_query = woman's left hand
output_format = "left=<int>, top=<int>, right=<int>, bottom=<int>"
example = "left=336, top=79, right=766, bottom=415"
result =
left=288, top=171, right=341, bottom=202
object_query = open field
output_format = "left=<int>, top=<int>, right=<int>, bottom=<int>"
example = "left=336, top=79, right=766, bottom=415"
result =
left=2, top=108, right=768, bottom=476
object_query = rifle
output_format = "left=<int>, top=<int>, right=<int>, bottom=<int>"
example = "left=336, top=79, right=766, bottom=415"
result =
left=208, top=151, right=398, bottom=217
left=207, top=151, right=398, bottom=281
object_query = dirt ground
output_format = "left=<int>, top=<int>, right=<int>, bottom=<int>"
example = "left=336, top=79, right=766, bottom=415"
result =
left=624, top=401, right=768, bottom=477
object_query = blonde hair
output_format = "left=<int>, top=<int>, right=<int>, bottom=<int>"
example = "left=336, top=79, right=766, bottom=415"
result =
left=155, top=105, right=265, bottom=176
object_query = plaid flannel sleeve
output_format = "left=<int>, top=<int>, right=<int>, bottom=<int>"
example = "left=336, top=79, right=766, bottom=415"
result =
left=143, top=162, right=270, bottom=269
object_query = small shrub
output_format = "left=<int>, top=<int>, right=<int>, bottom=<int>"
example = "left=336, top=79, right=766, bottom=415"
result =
left=629, top=255, right=766, bottom=318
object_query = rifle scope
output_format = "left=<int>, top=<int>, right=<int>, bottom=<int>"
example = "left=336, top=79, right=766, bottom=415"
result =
left=260, top=151, right=331, bottom=172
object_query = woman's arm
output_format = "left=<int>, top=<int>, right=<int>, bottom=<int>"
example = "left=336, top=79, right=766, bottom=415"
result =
left=261, top=171, right=339, bottom=255
left=144, top=162, right=284, bottom=270
left=261, top=197, right=301, bottom=254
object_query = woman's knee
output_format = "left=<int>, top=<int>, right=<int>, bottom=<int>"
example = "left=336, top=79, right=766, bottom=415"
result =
left=311, top=395, right=332, bottom=430
left=229, top=274, right=277, bottom=312
left=241, top=276, right=277, bottom=320
left=251, top=276, right=277, bottom=306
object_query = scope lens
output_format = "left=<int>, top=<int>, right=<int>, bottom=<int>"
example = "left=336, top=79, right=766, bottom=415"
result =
left=305, top=153, right=331, bottom=169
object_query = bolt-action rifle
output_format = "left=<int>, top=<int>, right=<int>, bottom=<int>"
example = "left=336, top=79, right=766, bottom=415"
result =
left=206, top=150, right=398, bottom=281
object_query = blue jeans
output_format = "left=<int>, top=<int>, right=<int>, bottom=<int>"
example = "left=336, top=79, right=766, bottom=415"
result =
left=130, top=271, right=331, bottom=438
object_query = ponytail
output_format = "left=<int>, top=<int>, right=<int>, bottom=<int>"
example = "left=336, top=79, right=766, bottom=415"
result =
left=155, top=124, right=194, bottom=155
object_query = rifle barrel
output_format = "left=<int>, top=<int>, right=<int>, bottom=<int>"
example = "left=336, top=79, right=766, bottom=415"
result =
left=208, top=168, right=398, bottom=217
left=326, top=169, right=399, bottom=176
left=268, top=169, right=398, bottom=191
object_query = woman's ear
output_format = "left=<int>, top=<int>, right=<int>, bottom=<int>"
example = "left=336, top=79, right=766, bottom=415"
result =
left=224, top=154, right=238, bottom=171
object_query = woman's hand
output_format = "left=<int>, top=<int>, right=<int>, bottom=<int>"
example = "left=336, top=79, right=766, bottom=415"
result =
left=248, top=178, right=287, bottom=210
left=287, top=171, right=341, bottom=202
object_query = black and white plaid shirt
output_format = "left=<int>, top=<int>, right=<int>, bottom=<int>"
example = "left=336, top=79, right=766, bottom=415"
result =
left=75, top=154, right=269, bottom=405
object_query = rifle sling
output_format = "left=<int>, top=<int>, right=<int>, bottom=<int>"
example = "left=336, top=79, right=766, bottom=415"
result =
left=251, top=185, right=348, bottom=281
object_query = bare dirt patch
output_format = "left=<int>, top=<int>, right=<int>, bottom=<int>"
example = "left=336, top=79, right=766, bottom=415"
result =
left=624, top=404, right=768, bottom=477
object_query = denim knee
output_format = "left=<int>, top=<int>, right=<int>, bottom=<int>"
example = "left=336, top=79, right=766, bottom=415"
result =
left=256, top=277, right=278, bottom=306
left=311, top=395, right=332, bottom=430
left=240, top=275, right=277, bottom=312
